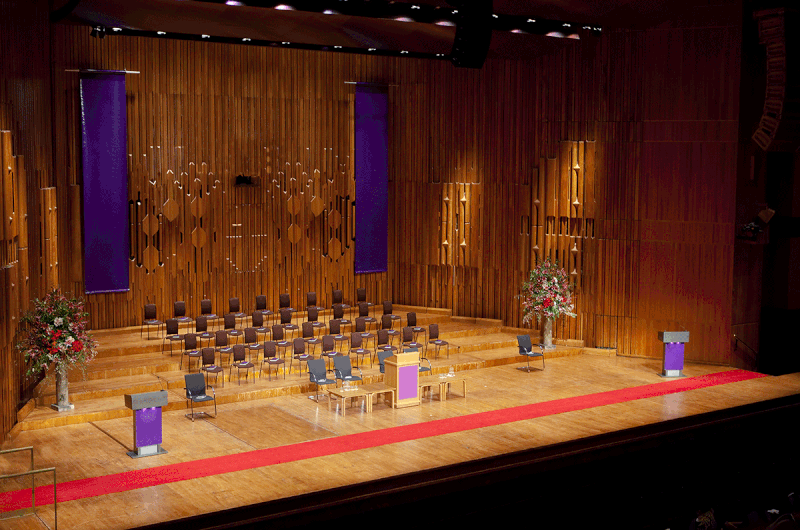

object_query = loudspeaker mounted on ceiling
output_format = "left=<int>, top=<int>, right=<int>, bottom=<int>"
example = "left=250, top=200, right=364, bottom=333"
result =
left=448, top=0, right=493, bottom=69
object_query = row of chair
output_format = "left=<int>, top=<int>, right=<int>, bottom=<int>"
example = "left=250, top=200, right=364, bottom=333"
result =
left=143, top=289, right=388, bottom=338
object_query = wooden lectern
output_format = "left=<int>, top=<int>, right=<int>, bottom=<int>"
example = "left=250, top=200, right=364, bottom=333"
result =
left=385, top=351, right=420, bottom=408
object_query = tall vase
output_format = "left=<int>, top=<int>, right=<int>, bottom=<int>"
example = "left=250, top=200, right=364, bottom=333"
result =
left=542, top=316, right=555, bottom=350
left=51, top=364, right=74, bottom=412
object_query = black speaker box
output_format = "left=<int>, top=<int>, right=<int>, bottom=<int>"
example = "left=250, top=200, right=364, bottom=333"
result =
left=449, top=0, right=493, bottom=69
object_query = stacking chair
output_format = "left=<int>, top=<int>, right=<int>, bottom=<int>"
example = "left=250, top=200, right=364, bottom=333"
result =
left=214, top=330, right=234, bottom=366
left=228, top=297, right=247, bottom=326
left=292, top=337, right=312, bottom=376
left=229, top=344, right=254, bottom=384
left=320, top=334, right=341, bottom=371
left=306, top=292, right=324, bottom=313
left=173, top=301, right=193, bottom=324
left=302, top=322, right=322, bottom=356
left=407, top=312, right=427, bottom=343
left=357, top=302, right=377, bottom=330
left=307, top=358, right=336, bottom=402
left=377, top=329, right=399, bottom=356
left=517, top=335, right=545, bottom=372
left=162, top=318, right=183, bottom=355
left=200, top=347, right=224, bottom=388
left=334, top=356, right=363, bottom=387
left=377, top=349, right=394, bottom=374
left=349, top=332, right=373, bottom=368
left=356, top=287, right=373, bottom=315
left=243, top=327, right=264, bottom=362
left=404, top=346, right=431, bottom=375
left=279, top=293, right=293, bottom=312
left=382, top=301, right=401, bottom=328
left=271, top=324, right=293, bottom=359
left=428, top=323, right=449, bottom=359
left=195, top=315, right=214, bottom=347
left=181, top=333, right=201, bottom=371
left=355, top=317, right=376, bottom=347
left=200, top=299, right=220, bottom=330
left=254, top=295, right=274, bottom=324
left=262, top=341, right=285, bottom=381
left=331, top=289, right=350, bottom=317
left=380, top=314, right=401, bottom=345
left=329, top=320, right=350, bottom=352
left=306, top=307, right=327, bottom=334
left=141, top=304, right=163, bottom=339
left=185, top=372, right=216, bottom=421
left=224, top=313, right=243, bottom=343
left=331, top=303, right=351, bottom=327
left=251, top=311, right=271, bottom=340
left=402, top=326, right=425, bottom=353
left=280, top=308, right=299, bottom=339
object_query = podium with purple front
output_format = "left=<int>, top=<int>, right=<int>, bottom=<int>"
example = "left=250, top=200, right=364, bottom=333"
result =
left=385, top=352, right=421, bottom=408
left=124, top=390, right=169, bottom=458
left=658, top=331, right=689, bottom=378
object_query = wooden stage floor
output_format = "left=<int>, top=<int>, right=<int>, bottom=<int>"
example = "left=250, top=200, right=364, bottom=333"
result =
left=2, top=324, right=800, bottom=529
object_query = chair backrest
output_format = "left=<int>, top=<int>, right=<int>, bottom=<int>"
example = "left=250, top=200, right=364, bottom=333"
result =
left=307, top=307, right=319, bottom=322
left=329, top=319, right=342, bottom=335
left=272, top=324, right=284, bottom=341
left=201, top=299, right=213, bottom=315
left=252, top=311, right=264, bottom=328
left=358, top=302, right=369, bottom=317
left=201, top=347, right=216, bottom=366
left=356, top=287, right=367, bottom=303
left=407, top=312, right=417, bottom=327
left=322, top=334, right=334, bottom=352
left=185, top=373, right=206, bottom=397
left=279, top=293, right=291, bottom=309
left=174, top=301, right=187, bottom=318
left=166, top=318, right=179, bottom=335
left=429, top=323, right=440, bottom=340
left=381, top=314, right=393, bottom=330
left=302, top=321, right=315, bottom=339
left=229, top=297, right=241, bottom=313
left=195, top=315, right=208, bottom=333
left=144, top=303, right=157, bottom=320
left=264, top=341, right=277, bottom=358
left=333, top=304, right=345, bottom=320
left=293, top=337, right=306, bottom=355
left=402, top=326, right=413, bottom=342
left=382, top=300, right=392, bottom=315
left=224, top=313, right=236, bottom=330
left=244, top=327, right=257, bottom=344
left=307, top=292, right=318, bottom=307
left=377, top=350, right=393, bottom=374
left=255, top=294, right=268, bottom=311
left=232, top=344, right=246, bottom=362
left=517, top=334, right=533, bottom=353
left=333, top=356, right=352, bottom=377
left=350, top=332, right=363, bottom=349
left=332, top=289, right=344, bottom=305
left=377, top=329, right=390, bottom=346
left=184, top=333, right=198, bottom=349
left=215, top=330, right=228, bottom=347
left=355, top=317, right=367, bottom=333
left=280, top=308, right=293, bottom=324
left=307, top=358, right=327, bottom=381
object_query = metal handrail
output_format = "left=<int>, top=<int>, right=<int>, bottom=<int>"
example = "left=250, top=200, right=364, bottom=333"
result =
left=0, top=446, right=57, bottom=530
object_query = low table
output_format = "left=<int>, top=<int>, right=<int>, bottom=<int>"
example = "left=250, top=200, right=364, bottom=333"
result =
left=420, top=376, right=466, bottom=401
left=359, top=383, right=395, bottom=410
left=327, top=386, right=371, bottom=416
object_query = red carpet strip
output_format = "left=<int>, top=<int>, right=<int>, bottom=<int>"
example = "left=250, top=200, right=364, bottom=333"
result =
left=0, top=369, right=767, bottom=512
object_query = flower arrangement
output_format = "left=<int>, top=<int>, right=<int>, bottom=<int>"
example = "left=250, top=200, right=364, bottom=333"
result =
left=519, top=258, right=576, bottom=325
left=18, top=289, right=97, bottom=378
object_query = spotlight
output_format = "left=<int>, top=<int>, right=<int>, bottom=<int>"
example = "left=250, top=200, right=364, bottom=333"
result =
left=90, top=26, right=106, bottom=39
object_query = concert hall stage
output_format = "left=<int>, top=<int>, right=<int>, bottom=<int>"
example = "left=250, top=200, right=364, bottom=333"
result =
left=2, top=310, right=800, bottom=530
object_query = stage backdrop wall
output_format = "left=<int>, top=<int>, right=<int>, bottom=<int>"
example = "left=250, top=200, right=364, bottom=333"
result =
left=46, top=10, right=739, bottom=366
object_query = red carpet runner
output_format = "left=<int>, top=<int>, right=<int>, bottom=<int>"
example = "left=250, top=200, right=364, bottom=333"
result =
left=0, top=369, right=767, bottom=512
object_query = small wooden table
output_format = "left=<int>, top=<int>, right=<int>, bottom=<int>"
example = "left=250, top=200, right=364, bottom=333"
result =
left=420, top=377, right=467, bottom=401
left=327, top=386, right=371, bottom=416
left=359, top=383, right=395, bottom=411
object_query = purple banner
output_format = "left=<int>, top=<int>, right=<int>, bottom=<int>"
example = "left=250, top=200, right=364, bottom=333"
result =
left=80, top=72, right=130, bottom=294
left=354, top=85, right=389, bottom=274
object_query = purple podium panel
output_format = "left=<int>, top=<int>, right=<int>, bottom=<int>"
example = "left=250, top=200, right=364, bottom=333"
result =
left=398, top=365, right=419, bottom=400
left=663, top=343, right=684, bottom=372
left=134, top=407, right=162, bottom=448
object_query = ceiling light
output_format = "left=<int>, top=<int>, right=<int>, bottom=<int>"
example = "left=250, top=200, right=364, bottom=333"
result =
left=226, top=0, right=244, bottom=5
left=274, top=4, right=295, bottom=10
left=400, top=50, right=408, bottom=54
left=201, top=34, right=210, bottom=38
left=282, top=41, right=291, bottom=45
left=435, top=20, right=455, bottom=26
left=242, top=37, right=251, bottom=41
left=112, top=27, right=122, bottom=32
left=323, top=9, right=337, bottom=14
left=90, top=26, right=106, bottom=39
left=394, top=16, right=413, bottom=22
left=157, top=31, right=166, bottom=35
left=368, top=48, right=376, bottom=51
left=527, top=18, right=536, bottom=23
left=334, top=45, right=342, bottom=48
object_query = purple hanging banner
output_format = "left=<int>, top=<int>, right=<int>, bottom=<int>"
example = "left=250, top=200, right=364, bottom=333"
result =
left=354, top=84, right=389, bottom=274
left=80, top=71, right=130, bottom=294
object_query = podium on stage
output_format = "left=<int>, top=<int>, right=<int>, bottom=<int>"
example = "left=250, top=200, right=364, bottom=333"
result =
left=124, top=390, right=169, bottom=458
left=385, top=351, right=420, bottom=408
left=658, top=331, right=689, bottom=377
